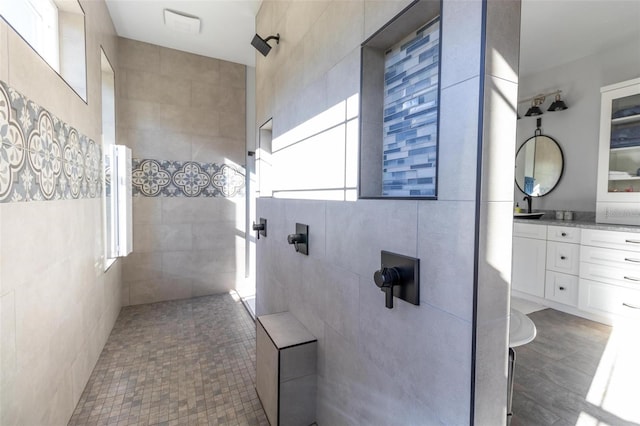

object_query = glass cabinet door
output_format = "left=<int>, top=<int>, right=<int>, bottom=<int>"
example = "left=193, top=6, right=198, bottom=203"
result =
left=608, top=93, right=640, bottom=193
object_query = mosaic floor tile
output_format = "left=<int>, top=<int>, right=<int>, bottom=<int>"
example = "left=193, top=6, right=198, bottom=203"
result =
left=68, top=294, right=268, bottom=426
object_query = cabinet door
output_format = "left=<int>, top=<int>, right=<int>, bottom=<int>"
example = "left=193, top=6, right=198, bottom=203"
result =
left=547, top=225, right=581, bottom=244
left=545, top=271, right=578, bottom=306
left=581, top=228, right=640, bottom=253
left=579, top=278, right=640, bottom=321
left=546, top=241, right=580, bottom=275
left=596, top=78, right=640, bottom=225
left=512, top=236, right=546, bottom=297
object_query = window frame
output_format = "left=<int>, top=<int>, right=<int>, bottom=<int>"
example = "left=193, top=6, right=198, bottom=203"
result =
left=0, top=0, right=88, bottom=103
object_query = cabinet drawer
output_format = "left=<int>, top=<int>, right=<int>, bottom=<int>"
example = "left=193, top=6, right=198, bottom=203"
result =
left=545, top=271, right=578, bottom=306
left=579, top=278, right=640, bottom=320
left=581, top=228, right=640, bottom=252
left=546, top=241, right=580, bottom=275
left=547, top=226, right=581, bottom=244
left=581, top=245, right=640, bottom=270
left=513, top=223, right=547, bottom=239
left=579, top=261, right=640, bottom=289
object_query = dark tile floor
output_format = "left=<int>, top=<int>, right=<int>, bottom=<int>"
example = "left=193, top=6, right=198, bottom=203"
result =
left=68, top=294, right=268, bottom=426
left=512, top=309, right=639, bottom=426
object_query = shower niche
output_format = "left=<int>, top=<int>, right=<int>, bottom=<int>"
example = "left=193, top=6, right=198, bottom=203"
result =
left=359, top=0, right=441, bottom=199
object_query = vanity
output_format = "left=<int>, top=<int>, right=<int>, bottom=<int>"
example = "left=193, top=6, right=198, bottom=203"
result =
left=513, top=77, right=640, bottom=325
left=512, top=218, right=640, bottom=325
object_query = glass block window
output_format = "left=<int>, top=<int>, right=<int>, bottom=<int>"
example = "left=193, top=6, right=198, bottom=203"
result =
left=382, top=19, right=440, bottom=197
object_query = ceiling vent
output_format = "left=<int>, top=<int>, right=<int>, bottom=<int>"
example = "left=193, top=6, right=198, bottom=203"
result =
left=163, top=9, right=201, bottom=34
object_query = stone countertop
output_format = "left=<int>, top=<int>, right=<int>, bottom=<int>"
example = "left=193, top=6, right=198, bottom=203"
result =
left=514, top=214, right=640, bottom=233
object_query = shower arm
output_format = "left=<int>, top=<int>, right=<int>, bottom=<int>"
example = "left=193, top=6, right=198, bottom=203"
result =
left=264, top=34, right=280, bottom=45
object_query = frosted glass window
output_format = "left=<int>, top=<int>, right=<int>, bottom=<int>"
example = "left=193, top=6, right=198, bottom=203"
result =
left=382, top=19, right=440, bottom=197
left=0, top=0, right=87, bottom=100
left=0, top=0, right=59, bottom=69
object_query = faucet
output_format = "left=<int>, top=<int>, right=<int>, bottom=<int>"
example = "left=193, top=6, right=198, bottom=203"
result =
left=523, top=195, right=532, bottom=213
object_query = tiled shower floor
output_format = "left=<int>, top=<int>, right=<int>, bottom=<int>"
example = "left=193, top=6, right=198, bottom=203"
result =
left=68, top=294, right=268, bottom=426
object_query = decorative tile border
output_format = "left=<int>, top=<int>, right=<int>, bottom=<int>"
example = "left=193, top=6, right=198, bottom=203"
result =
left=0, top=80, right=101, bottom=203
left=132, top=158, right=245, bottom=198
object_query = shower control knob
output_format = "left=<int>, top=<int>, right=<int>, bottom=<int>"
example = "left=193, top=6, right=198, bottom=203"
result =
left=374, top=267, right=400, bottom=309
left=252, top=219, right=267, bottom=239
left=373, top=251, right=419, bottom=309
left=374, top=267, right=400, bottom=288
left=287, top=233, right=307, bottom=252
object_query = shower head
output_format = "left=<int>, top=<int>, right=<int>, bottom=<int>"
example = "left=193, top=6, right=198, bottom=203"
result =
left=251, top=33, right=280, bottom=57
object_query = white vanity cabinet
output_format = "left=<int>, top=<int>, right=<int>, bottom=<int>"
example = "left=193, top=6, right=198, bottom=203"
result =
left=512, top=223, right=547, bottom=298
left=579, top=229, right=640, bottom=323
left=512, top=223, right=581, bottom=306
left=512, top=221, right=640, bottom=324
left=544, top=226, right=581, bottom=307
left=596, top=77, right=640, bottom=226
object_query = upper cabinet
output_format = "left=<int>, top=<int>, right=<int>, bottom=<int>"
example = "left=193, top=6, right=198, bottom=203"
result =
left=596, top=77, right=640, bottom=226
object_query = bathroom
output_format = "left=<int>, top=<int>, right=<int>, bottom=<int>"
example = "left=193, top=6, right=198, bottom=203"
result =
left=510, top=2, right=640, bottom=424
left=0, top=0, right=639, bottom=425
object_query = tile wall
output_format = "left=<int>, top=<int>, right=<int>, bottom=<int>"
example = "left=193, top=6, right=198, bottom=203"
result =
left=0, top=81, right=102, bottom=202
left=254, top=0, right=520, bottom=424
left=117, top=38, right=247, bottom=306
left=132, top=159, right=244, bottom=198
left=0, top=0, right=122, bottom=424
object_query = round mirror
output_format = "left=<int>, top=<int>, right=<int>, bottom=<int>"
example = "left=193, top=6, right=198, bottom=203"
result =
left=515, top=134, right=564, bottom=197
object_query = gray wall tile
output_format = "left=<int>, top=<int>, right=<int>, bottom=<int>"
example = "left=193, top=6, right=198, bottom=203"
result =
left=440, top=0, right=483, bottom=89
left=485, top=0, right=521, bottom=83
left=0, top=21, right=7, bottom=82
left=119, top=37, right=160, bottom=71
left=481, top=76, right=519, bottom=203
left=325, top=199, right=418, bottom=279
left=437, top=77, right=481, bottom=202
left=119, top=39, right=247, bottom=306
left=255, top=0, right=519, bottom=423
left=417, top=200, right=476, bottom=321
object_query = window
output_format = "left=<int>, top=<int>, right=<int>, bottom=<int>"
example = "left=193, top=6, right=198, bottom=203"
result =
left=0, top=0, right=87, bottom=101
left=360, top=0, right=441, bottom=199
left=102, top=49, right=131, bottom=269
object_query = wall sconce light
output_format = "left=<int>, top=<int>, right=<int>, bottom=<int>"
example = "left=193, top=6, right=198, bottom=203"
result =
left=518, top=90, right=568, bottom=118
left=547, top=94, right=568, bottom=111
left=525, top=97, right=545, bottom=117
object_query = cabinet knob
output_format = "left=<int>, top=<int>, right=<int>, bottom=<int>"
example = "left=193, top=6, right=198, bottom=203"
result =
left=561, top=232, right=567, bottom=237
left=560, top=255, right=566, bottom=260
left=559, top=286, right=565, bottom=291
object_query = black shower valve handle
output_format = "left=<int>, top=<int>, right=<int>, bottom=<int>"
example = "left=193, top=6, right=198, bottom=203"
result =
left=287, top=233, right=306, bottom=252
left=252, top=222, right=264, bottom=239
left=252, top=219, right=267, bottom=239
left=374, top=267, right=400, bottom=309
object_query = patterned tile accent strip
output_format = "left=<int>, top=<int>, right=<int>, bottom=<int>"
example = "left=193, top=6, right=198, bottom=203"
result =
left=68, top=294, right=268, bottom=426
left=0, top=80, right=101, bottom=203
left=383, top=18, right=440, bottom=197
left=132, top=158, right=245, bottom=198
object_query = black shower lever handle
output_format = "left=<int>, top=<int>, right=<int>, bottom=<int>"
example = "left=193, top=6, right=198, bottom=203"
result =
left=287, top=233, right=306, bottom=252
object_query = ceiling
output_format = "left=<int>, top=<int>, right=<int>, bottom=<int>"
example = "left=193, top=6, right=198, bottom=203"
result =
left=104, top=0, right=261, bottom=67
left=520, top=0, right=640, bottom=78
left=105, top=0, right=639, bottom=72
